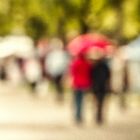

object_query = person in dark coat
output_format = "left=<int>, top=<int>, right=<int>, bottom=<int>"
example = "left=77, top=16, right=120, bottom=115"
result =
left=91, top=58, right=110, bottom=124
left=87, top=48, right=111, bottom=124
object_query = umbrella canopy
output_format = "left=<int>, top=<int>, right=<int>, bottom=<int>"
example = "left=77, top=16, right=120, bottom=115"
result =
left=122, top=36, right=140, bottom=61
left=67, top=33, right=113, bottom=56
left=0, top=35, right=35, bottom=58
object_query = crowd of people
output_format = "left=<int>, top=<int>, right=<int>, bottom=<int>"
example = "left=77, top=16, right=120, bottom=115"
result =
left=0, top=36, right=128, bottom=125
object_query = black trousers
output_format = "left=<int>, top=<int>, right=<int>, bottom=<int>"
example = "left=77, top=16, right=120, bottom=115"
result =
left=94, top=92, right=106, bottom=124
left=53, top=74, right=63, bottom=95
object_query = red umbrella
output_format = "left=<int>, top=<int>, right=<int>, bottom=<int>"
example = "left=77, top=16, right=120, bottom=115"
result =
left=67, top=33, right=113, bottom=56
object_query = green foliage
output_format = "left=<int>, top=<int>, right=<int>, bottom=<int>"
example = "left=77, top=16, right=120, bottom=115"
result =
left=0, top=13, right=11, bottom=36
left=0, top=0, right=139, bottom=44
left=25, top=16, right=47, bottom=42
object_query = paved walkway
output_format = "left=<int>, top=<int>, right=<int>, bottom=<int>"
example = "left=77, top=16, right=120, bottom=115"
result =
left=0, top=82, right=140, bottom=140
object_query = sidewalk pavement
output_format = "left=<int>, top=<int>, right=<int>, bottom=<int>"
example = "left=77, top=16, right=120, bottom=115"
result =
left=0, top=82, right=140, bottom=140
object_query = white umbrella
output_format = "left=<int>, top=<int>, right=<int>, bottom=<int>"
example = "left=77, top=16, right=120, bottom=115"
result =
left=0, top=38, right=16, bottom=58
left=0, top=35, right=35, bottom=58
left=122, top=37, right=140, bottom=61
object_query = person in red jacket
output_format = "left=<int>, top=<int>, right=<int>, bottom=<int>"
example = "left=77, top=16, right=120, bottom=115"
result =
left=70, top=52, right=92, bottom=123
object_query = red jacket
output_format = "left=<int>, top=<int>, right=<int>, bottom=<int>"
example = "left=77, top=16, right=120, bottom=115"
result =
left=70, top=57, right=92, bottom=89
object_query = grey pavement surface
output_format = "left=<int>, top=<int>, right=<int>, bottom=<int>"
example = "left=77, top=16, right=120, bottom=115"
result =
left=0, top=82, right=140, bottom=140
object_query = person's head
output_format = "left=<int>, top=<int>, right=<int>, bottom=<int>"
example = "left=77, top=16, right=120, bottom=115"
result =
left=49, top=38, right=64, bottom=50
left=86, top=46, right=105, bottom=62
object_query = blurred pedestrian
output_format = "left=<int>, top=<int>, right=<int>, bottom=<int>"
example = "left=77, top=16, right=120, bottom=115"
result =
left=87, top=48, right=111, bottom=124
left=0, top=65, right=7, bottom=80
left=70, top=52, right=92, bottom=124
left=45, top=38, right=69, bottom=101
left=24, top=56, right=42, bottom=93
left=37, top=38, right=49, bottom=80
left=110, top=48, right=128, bottom=110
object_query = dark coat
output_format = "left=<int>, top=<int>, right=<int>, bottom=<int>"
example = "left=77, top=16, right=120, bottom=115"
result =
left=91, top=59, right=111, bottom=95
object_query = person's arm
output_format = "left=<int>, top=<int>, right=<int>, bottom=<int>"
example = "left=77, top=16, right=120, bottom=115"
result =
left=105, top=64, right=111, bottom=92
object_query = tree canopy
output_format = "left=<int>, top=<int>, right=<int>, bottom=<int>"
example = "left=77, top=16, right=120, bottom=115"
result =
left=0, top=0, right=139, bottom=44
